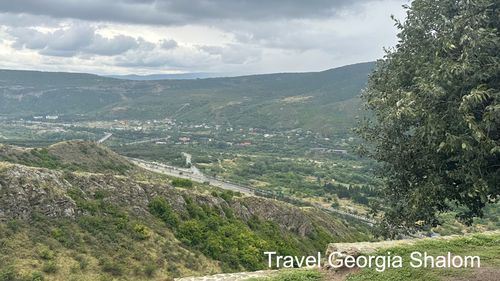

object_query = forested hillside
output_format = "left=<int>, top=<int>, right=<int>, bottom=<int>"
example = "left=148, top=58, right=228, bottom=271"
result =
left=0, top=62, right=374, bottom=135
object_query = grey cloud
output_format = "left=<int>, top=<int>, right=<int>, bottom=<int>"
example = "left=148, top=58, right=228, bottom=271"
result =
left=0, top=13, right=60, bottom=27
left=0, top=0, right=407, bottom=74
left=0, top=0, right=377, bottom=26
left=8, top=24, right=146, bottom=57
left=86, top=35, right=140, bottom=55
left=113, top=42, right=261, bottom=69
left=218, top=0, right=406, bottom=53
left=46, top=25, right=95, bottom=52
left=160, top=39, right=178, bottom=49
left=200, top=43, right=261, bottom=64
left=10, top=27, right=50, bottom=50
left=114, top=48, right=212, bottom=69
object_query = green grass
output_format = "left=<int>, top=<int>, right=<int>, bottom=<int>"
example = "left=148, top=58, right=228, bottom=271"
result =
left=0, top=141, right=134, bottom=174
left=0, top=163, right=368, bottom=280
left=345, top=233, right=500, bottom=281
left=0, top=192, right=216, bottom=280
left=148, top=195, right=337, bottom=272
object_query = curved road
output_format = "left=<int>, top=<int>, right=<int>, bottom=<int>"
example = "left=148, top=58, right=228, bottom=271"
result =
left=129, top=157, right=376, bottom=226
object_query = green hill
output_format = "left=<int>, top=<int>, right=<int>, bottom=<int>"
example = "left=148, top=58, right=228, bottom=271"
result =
left=0, top=141, right=370, bottom=280
left=0, top=62, right=374, bottom=135
left=0, top=140, right=134, bottom=174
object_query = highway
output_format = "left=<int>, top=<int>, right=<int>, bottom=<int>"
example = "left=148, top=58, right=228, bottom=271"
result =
left=129, top=157, right=376, bottom=226
left=124, top=136, right=171, bottom=146
left=97, top=132, right=113, bottom=143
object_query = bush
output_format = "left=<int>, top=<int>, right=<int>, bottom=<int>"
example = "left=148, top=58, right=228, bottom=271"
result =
left=0, top=266, right=18, bottom=281
left=74, top=255, right=88, bottom=270
left=30, top=272, right=44, bottom=281
left=143, top=264, right=157, bottom=277
left=41, top=261, right=58, bottom=274
left=171, top=178, right=193, bottom=188
left=148, top=197, right=179, bottom=228
left=331, top=198, right=340, bottom=208
left=133, top=224, right=152, bottom=240
left=177, top=220, right=206, bottom=246
left=352, top=194, right=369, bottom=205
left=100, top=259, right=124, bottom=276
left=38, top=248, right=55, bottom=260
left=219, top=191, right=235, bottom=203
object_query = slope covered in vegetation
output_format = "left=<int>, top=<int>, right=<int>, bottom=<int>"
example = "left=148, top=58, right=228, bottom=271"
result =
left=0, top=62, right=374, bottom=135
left=0, top=140, right=134, bottom=174
left=0, top=141, right=370, bottom=280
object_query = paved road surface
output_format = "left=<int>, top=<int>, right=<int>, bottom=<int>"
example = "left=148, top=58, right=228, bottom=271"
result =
left=97, top=132, right=113, bottom=143
left=124, top=137, right=170, bottom=146
left=129, top=157, right=376, bottom=225
left=131, top=158, right=255, bottom=194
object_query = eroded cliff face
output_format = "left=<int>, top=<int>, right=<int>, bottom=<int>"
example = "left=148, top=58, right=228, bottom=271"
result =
left=0, top=163, right=77, bottom=220
left=0, top=161, right=359, bottom=240
left=0, top=142, right=370, bottom=279
left=232, top=197, right=315, bottom=237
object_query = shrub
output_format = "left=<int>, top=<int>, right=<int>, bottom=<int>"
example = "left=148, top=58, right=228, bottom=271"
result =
left=143, top=264, right=157, bottom=277
left=219, top=191, right=235, bottom=203
left=171, top=178, right=193, bottom=188
left=100, top=259, right=124, bottom=276
left=30, top=272, right=45, bottom=281
left=331, top=198, right=340, bottom=208
left=0, top=266, right=18, bottom=281
left=41, top=261, right=58, bottom=274
left=133, top=224, right=152, bottom=240
left=38, top=247, right=55, bottom=260
left=148, top=197, right=179, bottom=228
left=352, top=194, right=369, bottom=205
left=177, top=220, right=205, bottom=246
left=74, top=255, right=88, bottom=270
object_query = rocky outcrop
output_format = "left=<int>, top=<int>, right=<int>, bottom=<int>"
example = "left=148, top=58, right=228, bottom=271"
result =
left=0, top=161, right=343, bottom=241
left=232, top=196, right=315, bottom=237
left=0, top=164, right=78, bottom=220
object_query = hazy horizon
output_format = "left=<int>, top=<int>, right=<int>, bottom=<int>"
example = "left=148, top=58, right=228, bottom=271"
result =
left=0, top=60, right=376, bottom=79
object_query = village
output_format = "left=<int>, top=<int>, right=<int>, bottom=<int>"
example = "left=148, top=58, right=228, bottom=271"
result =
left=0, top=115, right=353, bottom=156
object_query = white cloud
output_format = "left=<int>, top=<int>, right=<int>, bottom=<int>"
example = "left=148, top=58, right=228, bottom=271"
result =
left=0, top=0, right=408, bottom=75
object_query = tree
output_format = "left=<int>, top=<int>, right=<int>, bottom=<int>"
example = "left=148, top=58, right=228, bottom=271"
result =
left=357, top=0, right=499, bottom=236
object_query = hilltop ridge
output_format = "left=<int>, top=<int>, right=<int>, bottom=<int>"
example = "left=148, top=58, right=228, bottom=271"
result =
left=0, top=140, right=134, bottom=174
left=0, top=62, right=375, bottom=135
left=0, top=141, right=370, bottom=280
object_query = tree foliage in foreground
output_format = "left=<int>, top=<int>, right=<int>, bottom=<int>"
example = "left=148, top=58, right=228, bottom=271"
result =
left=357, top=0, right=499, bottom=236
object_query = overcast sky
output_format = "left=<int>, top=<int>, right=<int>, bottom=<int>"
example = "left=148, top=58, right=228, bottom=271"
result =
left=0, top=0, right=408, bottom=75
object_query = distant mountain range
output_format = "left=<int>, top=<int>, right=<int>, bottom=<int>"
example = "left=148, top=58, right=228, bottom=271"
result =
left=105, top=72, right=221, bottom=80
left=0, top=62, right=375, bottom=136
